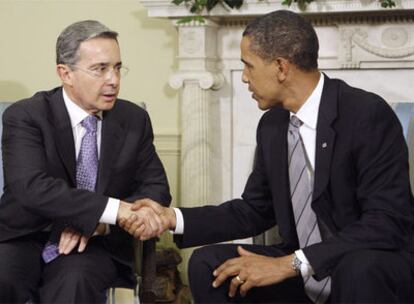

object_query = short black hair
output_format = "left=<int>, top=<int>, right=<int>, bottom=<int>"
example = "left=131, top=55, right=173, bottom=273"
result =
left=243, top=10, right=319, bottom=70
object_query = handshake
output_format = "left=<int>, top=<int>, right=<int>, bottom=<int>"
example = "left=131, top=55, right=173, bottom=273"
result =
left=58, top=199, right=176, bottom=256
left=117, top=198, right=177, bottom=240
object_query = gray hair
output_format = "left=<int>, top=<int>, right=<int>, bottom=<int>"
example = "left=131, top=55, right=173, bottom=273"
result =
left=243, top=10, right=319, bottom=71
left=56, top=20, right=118, bottom=67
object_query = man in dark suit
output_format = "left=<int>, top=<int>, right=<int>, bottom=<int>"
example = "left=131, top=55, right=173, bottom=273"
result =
left=0, top=20, right=171, bottom=303
left=126, top=10, right=414, bottom=303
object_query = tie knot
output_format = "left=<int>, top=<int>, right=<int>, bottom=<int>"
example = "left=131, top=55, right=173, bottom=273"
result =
left=289, top=115, right=303, bottom=130
left=81, top=115, right=98, bottom=133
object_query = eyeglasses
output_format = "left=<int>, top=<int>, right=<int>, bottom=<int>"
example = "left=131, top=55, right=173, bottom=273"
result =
left=72, top=64, right=129, bottom=79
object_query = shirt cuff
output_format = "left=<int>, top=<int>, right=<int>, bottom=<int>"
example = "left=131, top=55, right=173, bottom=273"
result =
left=295, top=249, right=315, bottom=278
left=171, top=207, right=184, bottom=234
left=99, top=198, right=120, bottom=225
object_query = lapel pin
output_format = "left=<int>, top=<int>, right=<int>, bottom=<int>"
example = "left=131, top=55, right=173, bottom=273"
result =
left=322, top=142, right=328, bottom=148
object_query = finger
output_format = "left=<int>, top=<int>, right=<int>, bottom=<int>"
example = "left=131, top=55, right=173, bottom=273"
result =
left=78, top=236, right=89, bottom=252
left=140, top=229, right=153, bottom=241
left=65, top=233, right=81, bottom=254
left=145, top=213, right=161, bottom=237
left=237, top=245, right=257, bottom=257
left=127, top=216, right=145, bottom=236
left=145, top=213, right=164, bottom=239
left=212, top=263, right=240, bottom=288
left=132, top=199, right=164, bottom=215
left=62, top=233, right=80, bottom=255
left=118, top=217, right=126, bottom=229
left=58, top=232, right=69, bottom=253
left=135, top=207, right=160, bottom=236
left=140, top=224, right=159, bottom=240
left=228, top=275, right=244, bottom=298
left=148, top=211, right=163, bottom=236
left=59, top=228, right=75, bottom=253
left=239, top=280, right=253, bottom=297
left=130, top=201, right=143, bottom=211
left=121, top=214, right=137, bottom=231
left=213, top=257, right=238, bottom=276
left=130, top=199, right=154, bottom=211
left=133, top=224, right=146, bottom=239
left=139, top=218, right=156, bottom=240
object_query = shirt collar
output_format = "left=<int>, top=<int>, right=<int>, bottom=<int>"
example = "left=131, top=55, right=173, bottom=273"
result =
left=62, top=88, right=102, bottom=128
left=291, top=73, right=324, bottom=130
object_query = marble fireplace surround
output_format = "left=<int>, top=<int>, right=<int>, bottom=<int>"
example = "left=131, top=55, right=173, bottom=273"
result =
left=140, top=1, right=414, bottom=218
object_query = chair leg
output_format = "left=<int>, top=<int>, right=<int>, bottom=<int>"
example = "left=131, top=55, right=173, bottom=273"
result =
left=134, top=278, right=141, bottom=304
left=111, top=288, right=116, bottom=304
left=105, top=288, right=117, bottom=304
left=139, top=239, right=157, bottom=304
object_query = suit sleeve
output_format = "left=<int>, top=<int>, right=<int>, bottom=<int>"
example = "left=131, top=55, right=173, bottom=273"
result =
left=2, top=103, right=107, bottom=236
left=303, top=96, right=414, bottom=279
left=174, top=119, right=276, bottom=248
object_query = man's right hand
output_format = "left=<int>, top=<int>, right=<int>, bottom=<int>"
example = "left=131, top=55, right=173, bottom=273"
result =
left=117, top=199, right=176, bottom=240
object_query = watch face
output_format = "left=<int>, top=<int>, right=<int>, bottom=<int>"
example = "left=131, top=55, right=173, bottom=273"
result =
left=292, top=255, right=302, bottom=273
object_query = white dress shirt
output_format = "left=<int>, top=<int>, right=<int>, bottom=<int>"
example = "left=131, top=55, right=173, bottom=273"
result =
left=62, top=88, right=119, bottom=226
left=172, top=73, right=325, bottom=279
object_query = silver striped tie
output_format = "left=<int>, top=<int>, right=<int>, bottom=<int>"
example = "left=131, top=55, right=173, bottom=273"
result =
left=288, top=115, right=331, bottom=304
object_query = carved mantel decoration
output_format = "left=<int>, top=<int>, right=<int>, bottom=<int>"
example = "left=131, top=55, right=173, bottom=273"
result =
left=139, top=0, right=414, bottom=214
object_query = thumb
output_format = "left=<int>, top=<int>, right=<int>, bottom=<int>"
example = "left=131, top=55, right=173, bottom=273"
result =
left=132, top=198, right=164, bottom=215
left=237, top=245, right=256, bottom=257
left=78, top=236, right=89, bottom=253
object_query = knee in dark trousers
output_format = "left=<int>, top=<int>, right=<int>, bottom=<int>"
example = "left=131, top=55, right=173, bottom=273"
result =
left=0, top=240, right=42, bottom=303
left=189, top=245, right=232, bottom=303
left=39, top=245, right=118, bottom=304
left=40, top=267, right=104, bottom=303
left=331, top=249, right=414, bottom=303
left=0, top=279, right=32, bottom=303
left=188, top=244, right=309, bottom=303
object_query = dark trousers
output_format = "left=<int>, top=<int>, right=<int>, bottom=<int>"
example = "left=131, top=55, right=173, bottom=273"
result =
left=189, top=244, right=414, bottom=303
left=0, top=232, right=119, bottom=303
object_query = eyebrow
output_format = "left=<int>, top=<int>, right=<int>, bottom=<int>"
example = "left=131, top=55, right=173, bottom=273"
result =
left=241, top=58, right=253, bottom=67
left=89, top=61, right=123, bottom=68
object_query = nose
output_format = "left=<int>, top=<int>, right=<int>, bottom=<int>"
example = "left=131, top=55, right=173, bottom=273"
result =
left=105, top=68, right=120, bottom=85
left=242, top=67, right=249, bottom=84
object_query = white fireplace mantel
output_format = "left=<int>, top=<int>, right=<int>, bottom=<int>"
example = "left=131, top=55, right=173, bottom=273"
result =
left=140, top=0, right=414, bottom=18
left=139, top=0, right=414, bottom=219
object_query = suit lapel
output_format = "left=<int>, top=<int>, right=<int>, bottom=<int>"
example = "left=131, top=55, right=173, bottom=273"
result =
left=270, top=111, right=290, bottom=208
left=269, top=110, right=298, bottom=245
left=96, top=109, right=126, bottom=194
left=48, top=88, right=76, bottom=186
left=313, top=76, right=338, bottom=202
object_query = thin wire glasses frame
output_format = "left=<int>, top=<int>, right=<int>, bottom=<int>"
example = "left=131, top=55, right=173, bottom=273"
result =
left=71, top=64, right=129, bottom=79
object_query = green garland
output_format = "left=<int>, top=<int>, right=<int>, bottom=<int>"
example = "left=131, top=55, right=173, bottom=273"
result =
left=172, top=0, right=396, bottom=23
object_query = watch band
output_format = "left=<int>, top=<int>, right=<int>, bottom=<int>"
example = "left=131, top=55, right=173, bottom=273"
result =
left=291, top=253, right=302, bottom=274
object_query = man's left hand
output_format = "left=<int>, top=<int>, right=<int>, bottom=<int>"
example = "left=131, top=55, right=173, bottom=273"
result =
left=212, top=246, right=297, bottom=298
left=58, top=223, right=106, bottom=255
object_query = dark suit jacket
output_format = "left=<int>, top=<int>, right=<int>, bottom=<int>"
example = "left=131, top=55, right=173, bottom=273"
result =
left=175, top=76, right=414, bottom=280
left=0, top=87, right=171, bottom=282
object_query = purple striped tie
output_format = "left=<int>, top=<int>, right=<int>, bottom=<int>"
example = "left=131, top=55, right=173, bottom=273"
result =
left=42, top=115, right=98, bottom=263
left=76, top=115, right=99, bottom=192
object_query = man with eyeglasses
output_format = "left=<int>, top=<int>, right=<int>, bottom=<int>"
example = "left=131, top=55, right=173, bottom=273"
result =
left=0, top=20, right=171, bottom=303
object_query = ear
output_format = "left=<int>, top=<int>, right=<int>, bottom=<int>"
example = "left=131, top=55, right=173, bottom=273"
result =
left=274, top=57, right=290, bottom=82
left=56, top=64, right=73, bottom=86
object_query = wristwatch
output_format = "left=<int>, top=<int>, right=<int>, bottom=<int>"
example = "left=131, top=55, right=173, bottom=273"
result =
left=291, top=253, right=302, bottom=274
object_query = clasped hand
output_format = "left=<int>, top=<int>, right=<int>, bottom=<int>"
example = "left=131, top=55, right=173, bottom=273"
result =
left=117, top=198, right=174, bottom=240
